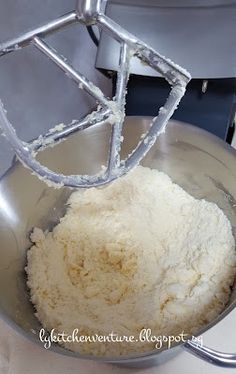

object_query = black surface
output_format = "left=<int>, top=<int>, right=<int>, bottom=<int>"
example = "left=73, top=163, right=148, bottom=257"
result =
left=115, top=76, right=236, bottom=141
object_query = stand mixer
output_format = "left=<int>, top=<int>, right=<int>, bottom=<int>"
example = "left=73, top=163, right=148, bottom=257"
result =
left=0, top=0, right=190, bottom=188
left=1, top=0, right=236, bottom=370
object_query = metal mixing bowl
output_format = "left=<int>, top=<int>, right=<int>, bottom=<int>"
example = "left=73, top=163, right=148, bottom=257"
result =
left=0, top=117, right=236, bottom=367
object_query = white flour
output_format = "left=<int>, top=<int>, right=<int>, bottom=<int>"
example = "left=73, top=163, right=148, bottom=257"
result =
left=26, top=166, right=236, bottom=356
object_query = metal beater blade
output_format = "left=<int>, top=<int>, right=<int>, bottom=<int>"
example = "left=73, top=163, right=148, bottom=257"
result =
left=0, top=0, right=191, bottom=188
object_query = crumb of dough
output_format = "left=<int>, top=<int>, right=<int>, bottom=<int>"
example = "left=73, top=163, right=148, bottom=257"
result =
left=26, top=166, right=236, bottom=356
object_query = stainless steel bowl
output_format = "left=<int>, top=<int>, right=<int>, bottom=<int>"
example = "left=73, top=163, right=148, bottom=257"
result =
left=1, top=117, right=236, bottom=368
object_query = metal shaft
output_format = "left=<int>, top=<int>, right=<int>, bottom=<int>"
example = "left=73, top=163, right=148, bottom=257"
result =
left=76, top=0, right=102, bottom=24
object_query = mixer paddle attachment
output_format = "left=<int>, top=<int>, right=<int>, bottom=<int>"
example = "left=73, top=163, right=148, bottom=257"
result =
left=0, top=0, right=191, bottom=188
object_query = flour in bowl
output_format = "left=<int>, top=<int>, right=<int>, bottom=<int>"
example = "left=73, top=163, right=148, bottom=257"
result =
left=26, top=166, right=236, bottom=356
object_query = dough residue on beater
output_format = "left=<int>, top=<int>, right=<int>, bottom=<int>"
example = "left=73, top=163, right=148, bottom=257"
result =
left=26, top=166, right=236, bottom=356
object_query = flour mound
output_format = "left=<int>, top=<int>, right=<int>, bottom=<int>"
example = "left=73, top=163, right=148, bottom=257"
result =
left=26, top=166, right=236, bottom=356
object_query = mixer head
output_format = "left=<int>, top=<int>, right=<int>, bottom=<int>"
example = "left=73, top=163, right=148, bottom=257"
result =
left=0, top=0, right=191, bottom=188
